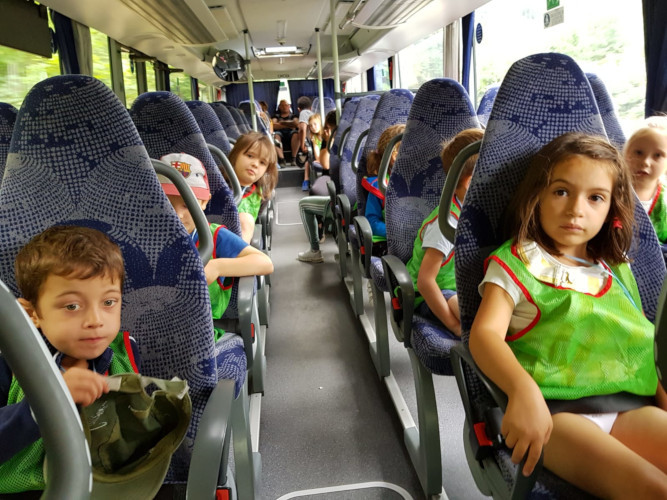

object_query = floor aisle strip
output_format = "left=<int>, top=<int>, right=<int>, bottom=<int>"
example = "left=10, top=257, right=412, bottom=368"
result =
left=276, top=481, right=413, bottom=499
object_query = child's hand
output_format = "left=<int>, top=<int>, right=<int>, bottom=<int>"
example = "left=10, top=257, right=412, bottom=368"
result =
left=502, top=381, right=552, bottom=477
left=204, top=260, right=219, bottom=285
left=62, top=367, right=110, bottom=407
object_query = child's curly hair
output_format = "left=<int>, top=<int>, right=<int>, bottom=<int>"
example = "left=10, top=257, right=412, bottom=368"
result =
left=366, top=124, right=406, bottom=176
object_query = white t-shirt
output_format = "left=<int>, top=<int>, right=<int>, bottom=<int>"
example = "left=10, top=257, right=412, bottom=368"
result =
left=422, top=219, right=454, bottom=256
left=299, top=109, right=313, bottom=124
left=479, top=241, right=609, bottom=334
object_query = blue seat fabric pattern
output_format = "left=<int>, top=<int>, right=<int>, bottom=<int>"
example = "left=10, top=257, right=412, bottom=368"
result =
left=129, top=91, right=241, bottom=236
left=476, top=84, right=499, bottom=127
left=355, top=89, right=413, bottom=219
left=0, top=102, right=18, bottom=180
left=455, top=53, right=665, bottom=497
left=340, top=95, right=380, bottom=208
left=0, top=76, right=247, bottom=483
left=329, top=98, right=359, bottom=191
left=210, top=102, right=242, bottom=140
left=186, top=100, right=233, bottom=156
left=586, top=72, right=626, bottom=151
left=383, top=78, right=480, bottom=375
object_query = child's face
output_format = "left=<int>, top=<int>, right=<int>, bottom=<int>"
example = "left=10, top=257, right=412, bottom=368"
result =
left=234, top=145, right=269, bottom=187
left=625, top=129, right=667, bottom=192
left=167, top=195, right=208, bottom=234
left=309, top=119, right=321, bottom=134
left=20, top=273, right=122, bottom=362
left=538, top=155, right=613, bottom=259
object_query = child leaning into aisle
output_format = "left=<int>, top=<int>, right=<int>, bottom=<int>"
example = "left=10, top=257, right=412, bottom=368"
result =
left=227, top=132, right=279, bottom=243
left=159, top=153, right=273, bottom=340
left=0, top=225, right=140, bottom=493
left=470, top=132, right=667, bottom=498
left=406, top=128, right=483, bottom=336
left=362, top=124, right=405, bottom=257
left=624, top=115, right=667, bottom=244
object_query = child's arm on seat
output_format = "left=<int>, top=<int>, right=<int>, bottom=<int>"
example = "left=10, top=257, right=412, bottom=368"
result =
left=469, top=282, right=553, bottom=477
left=239, top=213, right=255, bottom=244
left=416, top=248, right=460, bottom=336
left=364, top=193, right=386, bottom=239
left=204, top=245, right=273, bottom=285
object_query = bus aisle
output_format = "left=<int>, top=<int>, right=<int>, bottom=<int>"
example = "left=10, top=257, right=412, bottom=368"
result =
left=259, top=183, right=486, bottom=499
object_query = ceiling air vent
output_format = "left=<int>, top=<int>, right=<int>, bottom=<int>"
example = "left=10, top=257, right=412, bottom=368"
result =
left=340, top=0, right=434, bottom=30
left=119, top=0, right=229, bottom=45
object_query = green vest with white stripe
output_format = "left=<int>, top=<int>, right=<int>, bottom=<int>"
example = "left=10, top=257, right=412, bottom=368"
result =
left=0, top=331, right=137, bottom=493
left=488, top=240, right=658, bottom=401
left=406, top=201, right=458, bottom=307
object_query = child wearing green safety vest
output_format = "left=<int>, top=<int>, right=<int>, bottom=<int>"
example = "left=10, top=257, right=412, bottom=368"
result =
left=470, top=132, right=667, bottom=497
left=362, top=124, right=405, bottom=257
left=624, top=116, right=667, bottom=246
left=228, top=132, right=279, bottom=243
left=406, top=128, right=483, bottom=336
left=0, top=226, right=140, bottom=493
left=159, top=153, right=273, bottom=341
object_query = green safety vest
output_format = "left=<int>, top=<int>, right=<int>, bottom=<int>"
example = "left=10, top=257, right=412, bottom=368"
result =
left=238, top=184, right=262, bottom=221
left=648, top=182, right=667, bottom=244
left=0, top=331, right=138, bottom=493
left=405, top=199, right=459, bottom=307
left=488, top=240, right=658, bottom=401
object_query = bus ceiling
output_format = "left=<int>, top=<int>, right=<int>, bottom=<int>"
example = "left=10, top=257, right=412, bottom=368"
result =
left=36, top=0, right=488, bottom=85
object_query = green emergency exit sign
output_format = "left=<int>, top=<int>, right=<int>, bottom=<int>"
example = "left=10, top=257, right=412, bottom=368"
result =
left=547, top=0, right=560, bottom=9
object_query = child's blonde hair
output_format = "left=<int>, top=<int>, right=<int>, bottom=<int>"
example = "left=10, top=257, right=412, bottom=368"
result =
left=366, top=124, right=406, bottom=176
left=441, top=128, right=484, bottom=189
left=15, top=226, right=125, bottom=307
left=227, top=131, right=277, bottom=200
left=308, top=113, right=323, bottom=142
left=625, top=115, right=667, bottom=151
left=506, top=132, right=634, bottom=265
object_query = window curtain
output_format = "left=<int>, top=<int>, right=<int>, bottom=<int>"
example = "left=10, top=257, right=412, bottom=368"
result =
left=50, top=10, right=80, bottom=74
left=366, top=69, right=376, bottom=92
left=288, top=79, right=335, bottom=110
left=444, top=20, right=460, bottom=82
left=643, top=0, right=667, bottom=116
left=461, top=12, right=475, bottom=94
left=225, top=81, right=280, bottom=112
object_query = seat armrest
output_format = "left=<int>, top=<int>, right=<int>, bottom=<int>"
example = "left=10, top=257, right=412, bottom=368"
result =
left=450, top=344, right=543, bottom=498
left=250, top=223, right=262, bottom=249
left=187, top=379, right=235, bottom=499
left=352, top=215, right=373, bottom=278
left=381, top=254, right=415, bottom=346
left=237, top=276, right=256, bottom=369
left=336, top=193, right=352, bottom=236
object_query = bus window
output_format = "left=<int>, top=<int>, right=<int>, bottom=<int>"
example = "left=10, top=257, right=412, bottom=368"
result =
left=0, top=45, right=60, bottom=109
left=90, top=28, right=111, bottom=89
left=170, top=73, right=192, bottom=101
left=397, top=28, right=444, bottom=90
left=474, top=0, right=645, bottom=133
left=345, top=73, right=364, bottom=93
left=373, top=60, right=391, bottom=91
left=120, top=51, right=139, bottom=108
left=146, top=62, right=156, bottom=92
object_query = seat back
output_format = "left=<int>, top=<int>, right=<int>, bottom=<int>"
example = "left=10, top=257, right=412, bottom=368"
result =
left=130, top=92, right=241, bottom=236
left=0, top=75, right=225, bottom=482
left=456, top=53, right=665, bottom=340
left=385, top=79, right=480, bottom=263
left=329, top=98, right=359, bottom=190
left=239, top=100, right=269, bottom=135
left=476, top=84, right=499, bottom=127
left=210, top=102, right=242, bottom=140
left=355, top=89, right=413, bottom=217
left=229, top=106, right=250, bottom=133
left=0, top=102, right=18, bottom=181
left=186, top=100, right=232, bottom=155
left=586, top=72, right=626, bottom=151
left=339, top=95, right=380, bottom=207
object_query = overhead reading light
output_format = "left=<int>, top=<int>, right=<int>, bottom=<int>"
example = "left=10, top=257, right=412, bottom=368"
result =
left=253, top=45, right=311, bottom=58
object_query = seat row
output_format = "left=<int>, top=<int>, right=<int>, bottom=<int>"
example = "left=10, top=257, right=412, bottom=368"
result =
left=314, top=52, right=666, bottom=498
left=0, top=78, right=275, bottom=498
